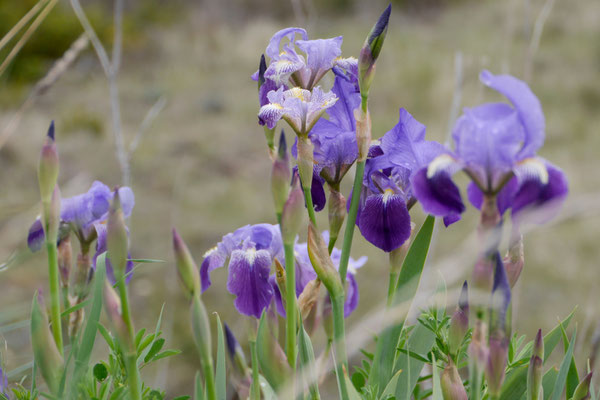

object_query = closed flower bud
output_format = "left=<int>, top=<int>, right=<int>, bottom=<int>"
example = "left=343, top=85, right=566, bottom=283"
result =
left=485, top=333, right=508, bottom=397
left=327, top=188, right=346, bottom=249
left=44, top=186, right=61, bottom=244
left=472, top=255, right=494, bottom=294
left=103, top=281, right=132, bottom=351
left=225, top=324, right=249, bottom=373
left=354, top=107, right=371, bottom=162
left=191, top=295, right=213, bottom=363
left=448, top=281, right=469, bottom=356
left=280, top=174, right=305, bottom=245
left=571, top=372, right=593, bottom=400
left=358, top=4, right=391, bottom=98
left=527, top=329, right=544, bottom=400
left=296, top=135, right=314, bottom=189
left=107, top=189, right=129, bottom=281
left=30, top=291, right=63, bottom=394
left=298, top=279, right=322, bottom=319
left=274, top=258, right=287, bottom=302
left=490, top=252, right=511, bottom=336
left=271, top=131, right=290, bottom=218
left=441, top=360, right=467, bottom=400
left=172, top=228, right=201, bottom=298
left=469, top=320, right=489, bottom=375
left=57, top=236, right=72, bottom=288
left=307, top=223, right=343, bottom=297
left=38, top=121, right=59, bottom=204
left=504, top=233, right=524, bottom=288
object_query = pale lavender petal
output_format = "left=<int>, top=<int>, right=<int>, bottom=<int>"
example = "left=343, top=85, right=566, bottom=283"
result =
left=227, top=249, right=274, bottom=318
left=480, top=70, right=545, bottom=158
left=344, top=272, right=359, bottom=317
left=265, top=28, right=308, bottom=60
left=27, top=218, right=45, bottom=252
left=92, top=223, right=133, bottom=284
left=296, top=36, right=343, bottom=75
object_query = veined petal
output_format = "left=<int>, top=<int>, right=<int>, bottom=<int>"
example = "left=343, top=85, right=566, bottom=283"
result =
left=296, top=36, right=343, bottom=75
left=358, top=191, right=412, bottom=252
left=227, top=249, right=274, bottom=318
left=200, top=247, right=226, bottom=292
left=480, top=70, right=545, bottom=159
left=412, top=167, right=465, bottom=219
left=344, top=272, right=359, bottom=317
left=258, top=102, right=285, bottom=129
left=511, top=161, right=568, bottom=224
left=264, top=48, right=305, bottom=86
left=265, top=28, right=308, bottom=60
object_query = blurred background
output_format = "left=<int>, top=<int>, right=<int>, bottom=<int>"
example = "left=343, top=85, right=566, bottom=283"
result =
left=1, top=0, right=599, bottom=397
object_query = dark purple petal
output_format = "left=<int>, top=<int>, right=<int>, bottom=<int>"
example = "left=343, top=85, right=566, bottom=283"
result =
left=269, top=275, right=286, bottom=317
left=296, top=167, right=326, bottom=212
left=258, top=78, right=279, bottom=107
left=443, top=214, right=461, bottom=227
left=411, top=167, right=465, bottom=218
left=200, top=251, right=225, bottom=292
left=27, top=218, right=45, bottom=252
left=511, top=162, right=568, bottom=224
left=480, top=70, right=545, bottom=159
left=227, top=249, right=274, bottom=318
left=358, top=192, right=411, bottom=252
left=491, top=251, right=511, bottom=329
left=467, top=177, right=519, bottom=216
left=344, top=272, right=359, bottom=317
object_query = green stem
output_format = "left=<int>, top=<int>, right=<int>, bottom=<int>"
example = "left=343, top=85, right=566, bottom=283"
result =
left=303, top=186, right=317, bottom=226
left=331, top=295, right=349, bottom=400
left=327, top=235, right=337, bottom=255
left=386, top=271, right=398, bottom=307
left=250, top=340, right=261, bottom=400
left=191, top=295, right=217, bottom=400
left=338, top=161, right=365, bottom=281
left=46, top=240, right=63, bottom=355
left=117, top=279, right=141, bottom=400
left=284, top=242, right=297, bottom=371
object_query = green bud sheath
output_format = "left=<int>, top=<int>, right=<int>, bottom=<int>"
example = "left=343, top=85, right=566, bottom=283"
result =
left=280, top=175, right=305, bottom=245
left=307, top=222, right=343, bottom=297
left=38, top=121, right=59, bottom=204
left=107, top=189, right=129, bottom=281
left=441, top=360, right=467, bottom=400
left=172, top=228, right=202, bottom=298
left=527, top=329, right=544, bottom=400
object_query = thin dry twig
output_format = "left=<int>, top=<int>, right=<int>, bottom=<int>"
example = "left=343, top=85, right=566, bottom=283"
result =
left=0, top=0, right=49, bottom=52
left=128, top=96, right=167, bottom=157
left=524, top=0, right=557, bottom=81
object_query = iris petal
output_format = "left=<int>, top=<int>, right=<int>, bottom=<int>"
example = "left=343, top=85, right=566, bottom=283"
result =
left=411, top=167, right=465, bottom=218
left=358, top=193, right=412, bottom=252
left=227, top=249, right=274, bottom=318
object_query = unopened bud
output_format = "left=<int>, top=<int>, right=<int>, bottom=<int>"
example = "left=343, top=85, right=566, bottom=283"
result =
left=172, top=228, right=201, bottom=298
left=298, top=279, right=322, bottom=319
left=107, top=189, right=129, bottom=281
left=358, top=4, right=391, bottom=98
left=274, top=258, right=287, bottom=302
left=449, top=281, right=469, bottom=356
left=31, top=291, right=63, bottom=394
left=296, top=136, right=314, bottom=189
left=490, top=252, right=511, bottom=336
left=191, top=294, right=213, bottom=364
left=527, top=329, right=544, bottom=400
left=441, top=359, right=467, bottom=400
left=57, top=236, right=72, bottom=288
left=354, top=108, right=371, bottom=162
left=472, top=255, right=494, bottom=294
left=280, top=175, right=305, bottom=245
left=38, top=121, right=59, bottom=204
left=271, top=131, right=290, bottom=218
left=307, top=223, right=343, bottom=297
left=572, top=372, right=593, bottom=400
left=72, top=253, right=93, bottom=300
left=327, top=188, right=346, bottom=249
left=43, top=186, right=61, bottom=244
left=469, top=320, right=489, bottom=374
left=504, top=234, right=524, bottom=288
left=485, top=333, right=508, bottom=397
left=103, top=281, right=132, bottom=351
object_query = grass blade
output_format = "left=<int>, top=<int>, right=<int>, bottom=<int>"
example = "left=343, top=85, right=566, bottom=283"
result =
left=215, top=313, right=226, bottom=400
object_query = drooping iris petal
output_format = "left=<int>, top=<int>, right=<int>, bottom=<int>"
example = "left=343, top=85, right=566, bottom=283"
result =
left=411, top=168, right=465, bottom=220
left=358, top=192, right=412, bottom=252
left=227, top=249, right=274, bottom=318
left=511, top=162, right=568, bottom=224
left=479, top=70, right=545, bottom=159
left=61, top=181, right=112, bottom=229
left=264, top=47, right=306, bottom=86
left=27, top=218, right=45, bottom=252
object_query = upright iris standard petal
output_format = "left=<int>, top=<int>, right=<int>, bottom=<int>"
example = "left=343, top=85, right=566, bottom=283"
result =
left=265, top=28, right=308, bottom=60
left=226, top=249, right=274, bottom=318
left=296, top=36, right=343, bottom=80
left=479, top=70, right=545, bottom=159
left=358, top=191, right=412, bottom=252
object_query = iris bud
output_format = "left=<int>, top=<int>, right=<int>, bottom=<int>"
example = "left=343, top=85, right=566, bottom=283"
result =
left=30, top=291, right=63, bottom=394
left=327, top=188, right=346, bottom=250
left=103, top=281, right=132, bottom=351
left=571, top=372, right=593, bottom=400
left=441, top=359, right=467, bottom=400
left=271, top=131, right=290, bottom=219
left=448, top=281, right=469, bottom=357
left=172, top=228, right=202, bottom=299
left=44, top=186, right=61, bottom=244
left=307, top=223, right=343, bottom=298
left=358, top=4, right=391, bottom=99
left=280, top=174, right=305, bottom=245
left=191, top=294, right=213, bottom=365
left=58, top=235, right=72, bottom=289
left=298, top=279, right=321, bottom=320
left=504, top=233, right=524, bottom=288
left=38, top=121, right=59, bottom=204
left=107, top=189, right=129, bottom=281
left=296, top=135, right=314, bottom=190
left=485, top=333, right=508, bottom=397
left=527, top=329, right=544, bottom=400
left=354, top=107, right=372, bottom=162
left=225, top=324, right=249, bottom=373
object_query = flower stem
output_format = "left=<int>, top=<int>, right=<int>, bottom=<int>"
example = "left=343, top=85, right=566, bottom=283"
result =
left=338, top=160, right=365, bottom=281
left=386, top=271, right=398, bottom=307
left=249, top=340, right=261, bottom=400
left=284, top=241, right=297, bottom=371
left=303, top=186, right=317, bottom=226
left=46, top=240, right=63, bottom=355
left=331, top=295, right=349, bottom=400
left=191, top=295, right=217, bottom=400
left=117, top=279, right=141, bottom=400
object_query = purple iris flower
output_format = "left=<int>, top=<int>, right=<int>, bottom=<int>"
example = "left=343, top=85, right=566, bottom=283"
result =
left=412, top=70, right=568, bottom=225
left=353, top=109, right=447, bottom=252
left=272, top=231, right=366, bottom=317
left=0, top=365, right=7, bottom=396
left=258, top=86, right=338, bottom=133
left=252, top=27, right=346, bottom=90
left=27, top=181, right=134, bottom=251
left=200, top=224, right=283, bottom=318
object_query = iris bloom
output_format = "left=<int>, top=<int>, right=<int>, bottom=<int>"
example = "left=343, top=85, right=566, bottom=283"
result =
left=412, top=70, right=568, bottom=225
left=27, top=182, right=135, bottom=282
left=272, top=231, right=367, bottom=317
left=353, top=108, right=446, bottom=252
left=258, top=86, right=338, bottom=133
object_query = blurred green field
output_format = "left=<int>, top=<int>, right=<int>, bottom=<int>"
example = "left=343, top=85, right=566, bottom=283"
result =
left=1, top=0, right=599, bottom=397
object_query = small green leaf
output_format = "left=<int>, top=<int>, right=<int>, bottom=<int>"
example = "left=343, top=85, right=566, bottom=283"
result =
left=298, top=322, right=321, bottom=400
left=134, top=328, right=146, bottom=348
left=129, top=258, right=165, bottom=263
left=60, top=299, right=90, bottom=318
left=549, top=327, right=577, bottom=400
left=97, top=323, right=115, bottom=350
left=559, top=324, right=579, bottom=399
left=144, top=338, right=165, bottom=363
left=150, top=349, right=181, bottom=362
left=93, top=363, right=108, bottom=382
left=431, top=354, right=443, bottom=400
left=194, top=370, right=204, bottom=400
